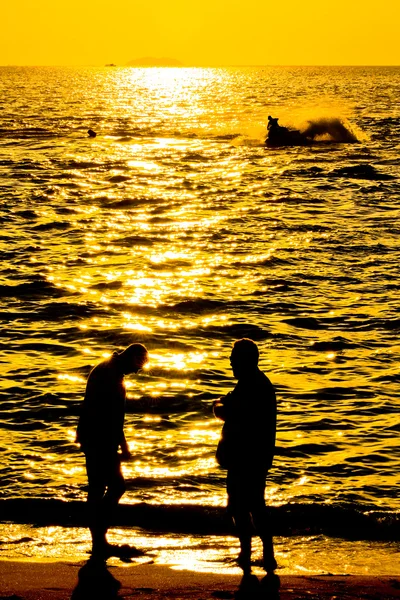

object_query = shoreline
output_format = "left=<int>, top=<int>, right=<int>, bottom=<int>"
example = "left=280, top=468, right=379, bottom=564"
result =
left=1, top=499, right=399, bottom=540
left=2, top=521, right=400, bottom=578
left=1, top=560, right=400, bottom=599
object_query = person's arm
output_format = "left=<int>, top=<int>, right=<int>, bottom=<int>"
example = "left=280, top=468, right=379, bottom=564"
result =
left=76, top=368, right=96, bottom=449
left=116, top=372, right=131, bottom=459
left=213, top=400, right=226, bottom=420
left=120, top=431, right=132, bottom=459
left=264, top=391, right=277, bottom=471
left=213, top=392, right=233, bottom=421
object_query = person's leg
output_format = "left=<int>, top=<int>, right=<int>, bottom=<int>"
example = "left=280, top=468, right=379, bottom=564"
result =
left=227, top=470, right=253, bottom=574
left=102, top=454, right=126, bottom=542
left=85, top=452, right=108, bottom=558
left=104, top=454, right=126, bottom=505
left=248, top=472, right=277, bottom=573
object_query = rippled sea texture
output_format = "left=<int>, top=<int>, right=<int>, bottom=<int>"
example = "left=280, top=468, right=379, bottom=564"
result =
left=1, top=66, right=400, bottom=519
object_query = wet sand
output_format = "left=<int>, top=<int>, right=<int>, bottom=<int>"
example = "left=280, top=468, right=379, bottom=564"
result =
left=1, top=560, right=400, bottom=599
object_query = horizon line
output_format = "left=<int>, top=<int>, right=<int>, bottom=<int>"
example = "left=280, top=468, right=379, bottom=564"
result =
left=1, top=63, right=400, bottom=68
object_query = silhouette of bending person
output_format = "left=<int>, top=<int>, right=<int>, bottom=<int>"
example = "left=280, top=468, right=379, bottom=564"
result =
left=214, top=338, right=277, bottom=575
left=76, top=343, right=149, bottom=560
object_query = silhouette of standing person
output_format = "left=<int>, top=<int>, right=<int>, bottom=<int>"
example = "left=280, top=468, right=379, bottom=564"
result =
left=214, top=338, right=277, bottom=575
left=76, top=343, right=149, bottom=560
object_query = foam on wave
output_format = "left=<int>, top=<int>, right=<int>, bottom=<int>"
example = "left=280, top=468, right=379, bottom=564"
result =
left=300, top=117, right=359, bottom=142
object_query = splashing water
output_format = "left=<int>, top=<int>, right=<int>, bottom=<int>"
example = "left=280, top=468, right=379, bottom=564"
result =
left=300, top=117, right=360, bottom=142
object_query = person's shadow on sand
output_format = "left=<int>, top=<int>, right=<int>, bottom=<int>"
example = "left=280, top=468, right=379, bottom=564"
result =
left=233, top=573, right=280, bottom=599
left=71, top=559, right=121, bottom=599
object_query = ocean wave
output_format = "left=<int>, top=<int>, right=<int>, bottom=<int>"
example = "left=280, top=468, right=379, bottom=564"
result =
left=282, top=163, right=394, bottom=181
left=106, top=198, right=157, bottom=209
left=283, top=317, right=322, bottom=330
left=0, top=421, right=48, bottom=431
left=281, top=314, right=396, bottom=332
left=314, top=387, right=374, bottom=400
left=182, top=152, right=211, bottom=162
left=330, top=164, right=395, bottom=180
left=373, top=373, right=400, bottom=384
left=167, top=299, right=226, bottom=313
left=310, top=338, right=358, bottom=351
left=107, top=175, right=131, bottom=183
left=32, top=221, right=72, bottom=232
left=63, top=160, right=104, bottom=169
left=0, top=127, right=54, bottom=139
left=0, top=536, right=34, bottom=545
left=0, top=499, right=398, bottom=541
left=269, top=194, right=325, bottom=205
left=148, top=259, right=193, bottom=269
left=10, top=301, right=109, bottom=320
left=126, top=392, right=207, bottom=415
left=0, top=280, right=71, bottom=298
left=323, top=242, right=391, bottom=255
left=203, top=323, right=272, bottom=341
left=276, top=442, right=341, bottom=458
left=352, top=317, right=400, bottom=331
left=15, top=209, right=37, bottom=219
left=12, top=341, right=76, bottom=355
left=90, top=280, right=124, bottom=290
left=112, top=234, right=154, bottom=246
left=232, top=256, right=291, bottom=268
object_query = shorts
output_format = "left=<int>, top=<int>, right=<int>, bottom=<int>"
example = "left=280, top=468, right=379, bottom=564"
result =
left=226, top=468, right=266, bottom=514
left=84, top=450, right=125, bottom=496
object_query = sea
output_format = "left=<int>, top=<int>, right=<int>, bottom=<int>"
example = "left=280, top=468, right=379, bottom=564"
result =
left=0, top=65, right=399, bottom=576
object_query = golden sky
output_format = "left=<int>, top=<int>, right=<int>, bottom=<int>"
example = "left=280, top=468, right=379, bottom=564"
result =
left=2, top=0, right=399, bottom=66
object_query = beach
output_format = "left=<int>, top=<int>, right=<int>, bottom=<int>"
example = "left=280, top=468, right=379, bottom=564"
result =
left=1, top=560, right=400, bottom=599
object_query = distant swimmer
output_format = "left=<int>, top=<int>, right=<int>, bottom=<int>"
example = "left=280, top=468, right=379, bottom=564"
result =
left=88, top=129, right=97, bottom=138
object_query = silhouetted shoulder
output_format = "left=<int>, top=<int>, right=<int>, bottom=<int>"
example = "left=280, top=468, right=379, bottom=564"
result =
left=238, top=369, right=276, bottom=407
left=259, top=370, right=276, bottom=400
left=85, top=353, right=120, bottom=389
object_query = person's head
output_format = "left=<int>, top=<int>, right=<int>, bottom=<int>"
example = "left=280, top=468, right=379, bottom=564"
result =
left=230, top=338, right=259, bottom=378
left=118, top=343, right=148, bottom=374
